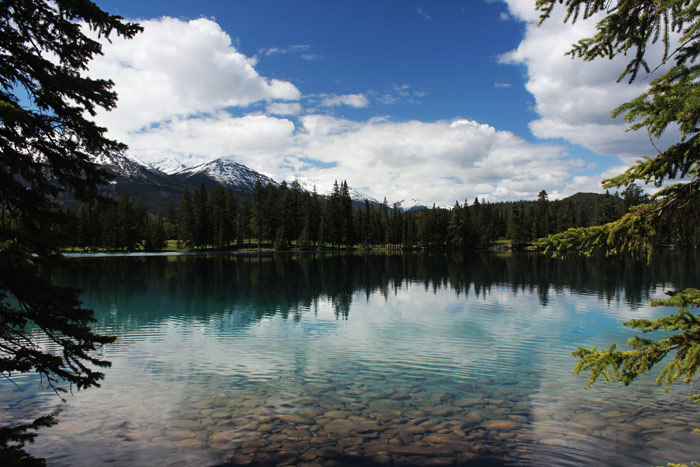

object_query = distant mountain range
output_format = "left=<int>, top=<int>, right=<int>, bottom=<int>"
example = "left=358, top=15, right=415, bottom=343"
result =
left=90, top=154, right=612, bottom=215
left=91, top=153, right=386, bottom=213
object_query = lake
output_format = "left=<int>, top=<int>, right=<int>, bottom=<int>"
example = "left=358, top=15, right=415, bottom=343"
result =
left=3, top=250, right=700, bottom=466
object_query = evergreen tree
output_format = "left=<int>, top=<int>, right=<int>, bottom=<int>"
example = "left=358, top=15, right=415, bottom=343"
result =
left=144, top=213, right=166, bottom=251
left=471, top=197, right=483, bottom=245
left=192, top=184, right=211, bottom=249
left=237, top=198, right=252, bottom=246
left=262, top=182, right=278, bottom=246
left=178, top=188, right=194, bottom=249
left=225, top=186, right=238, bottom=247
left=277, top=181, right=293, bottom=248
left=326, top=181, right=342, bottom=247
left=115, top=194, right=143, bottom=250
left=251, top=180, right=265, bottom=249
left=592, top=190, right=620, bottom=226
left=306, top=188, right=322, bottom=247
left=288, top=180, right=303, bottom=241
left=0, top=0, right=140, bottom=461
left=507, top=204, right=528, bottom=246
left=388, top=203, right=403, bottom=246
left=621, top=182, right=649, bottom=210
left=448, top=202, right=464, bottom=247
left=531, top=189, right=549, bottom=240
left=297, top=220, right=312, bottom=250
left=273, top=225, right=288, bottom=251
left=210, top=184, right=227, bottom=249
left=537, top=4, right=700, bottom=463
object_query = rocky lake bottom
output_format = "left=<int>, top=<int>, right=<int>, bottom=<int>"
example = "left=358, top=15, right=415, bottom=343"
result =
left=3, top=251, right=700, bottom=466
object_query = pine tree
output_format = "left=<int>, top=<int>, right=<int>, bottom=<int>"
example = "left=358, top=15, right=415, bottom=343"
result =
left=224, top=186, right=238, bottom=247
left=262, top=182, right=278, bottom=246
left=448, top=201, right=463, bottom=248
left=339, top=181, right=354, bottom=247
left=237, top=198, right=252, bottom=247
left=277, top=181, right=293, bottom=249
left=297, top=220, right=312, bottom=250
left=531, top=190, right=549, bottom=240
left=144, top=213, right=166, bottom=251
left=507, top=204, right=528, bottom=247
left=307, top=188, right=322, bottom=247
left=210, top=184, right=227, bottom=249
left=192, top=184, right=211, bottom=249
left=251, top=180, right=265, bottom=249
left=537, top=4, right=700, bottom=463
left=0, top=0, right=140, bottom=461
left=592, top=190, right=620, bottom=226
left=326, top=181, right=342, bottom=247
left=178, top=188, right=194, bottom=249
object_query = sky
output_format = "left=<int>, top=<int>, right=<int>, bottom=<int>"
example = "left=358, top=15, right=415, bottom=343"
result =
left=87, top=0, right=673, bottom=206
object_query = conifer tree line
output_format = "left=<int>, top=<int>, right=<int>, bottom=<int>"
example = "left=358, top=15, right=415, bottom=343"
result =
left=56, top=180, right=700, bottom=251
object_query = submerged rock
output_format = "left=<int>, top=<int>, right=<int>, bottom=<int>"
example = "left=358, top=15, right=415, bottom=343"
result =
left=278, top=414, right=314, bottom=425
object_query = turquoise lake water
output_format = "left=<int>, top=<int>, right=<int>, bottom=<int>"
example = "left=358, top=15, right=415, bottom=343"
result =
left=2, top=250, right=699, bottom=466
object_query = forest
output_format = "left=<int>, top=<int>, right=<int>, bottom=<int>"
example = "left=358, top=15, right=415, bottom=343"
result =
left=55, top=179, right=700, bottom=252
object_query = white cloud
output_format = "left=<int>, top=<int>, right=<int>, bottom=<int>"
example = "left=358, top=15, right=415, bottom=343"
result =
left=124, top=112, right=296, bottom=172
left=301, top=53, right=325, bottom=61
left=319, top=93, right=370, bottom=108
left=84, top=14, right=617, bottom=205
left=258, top=44, right=310, bottom=56
left=501, top=1, right=677, bottom=160
left=257, top=44, right=324, bottom=61
left=267, top=102, right=302, bottom=116
left=88, top=16, right=300, bottom=139
left=283, top=115, right=590, bottom=205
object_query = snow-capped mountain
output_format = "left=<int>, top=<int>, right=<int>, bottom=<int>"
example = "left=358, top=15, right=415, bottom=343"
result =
left=89, top=153, right=407, bottom=213
left=92, top=152, right=154, bottom=180
left=148, top=157, right=189, bottom=175
left=173, top=157, right=278, bottom=192
left=89, top=152, right=186, bottom=212
left=393, top=198, right=428, bottom=212
left=294, top=177, right=379, bottom=204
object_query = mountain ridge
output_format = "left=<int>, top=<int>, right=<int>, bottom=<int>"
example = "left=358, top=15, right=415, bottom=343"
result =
left=91, top=154, right=381, bottom=212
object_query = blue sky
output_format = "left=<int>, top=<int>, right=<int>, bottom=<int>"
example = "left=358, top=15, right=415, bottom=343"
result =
left=89, top=0, right=667, bottom=205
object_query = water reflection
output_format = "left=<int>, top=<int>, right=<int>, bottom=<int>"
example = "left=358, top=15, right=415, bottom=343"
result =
left=6, top=250, right=700, bottom=466
left=53, top=250, right=699, bottom=327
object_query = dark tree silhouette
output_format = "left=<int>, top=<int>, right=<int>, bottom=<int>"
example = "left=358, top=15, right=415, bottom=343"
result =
left=0, top=0, right=140, bottom=463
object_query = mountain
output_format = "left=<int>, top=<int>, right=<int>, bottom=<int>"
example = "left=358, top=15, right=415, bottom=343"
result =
left=92, top=154, right=280, bottom=211
left=92, top=152, right=154, bottom=180
left=148, top=157, right=189, bottom=175
left=90, top=154, right=436, bottom=214
left=393, top=198, right=428, bottom=212
left=171, top=157, right=278, bottom=198
left=91, top=153, right=186, bottom=212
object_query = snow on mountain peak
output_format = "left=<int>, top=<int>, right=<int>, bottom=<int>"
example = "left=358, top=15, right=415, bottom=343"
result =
left=90, top=152, right=151, bottom=179
left=393, top=198, right=429, bottom=211
left=149, top=157, right=189, bottom=175
left=177, top=156, right=278, bottom=189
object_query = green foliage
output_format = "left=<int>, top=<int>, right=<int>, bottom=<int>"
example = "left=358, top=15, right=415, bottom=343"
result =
left=574, top=289, right=700, bottom=389
left=535, top=0, right=700, bottom=259
left=536, top=2, right=700, bottom=464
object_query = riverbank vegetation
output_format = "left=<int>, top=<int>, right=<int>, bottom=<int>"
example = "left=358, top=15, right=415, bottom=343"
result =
left=53, top=179, right=700, bottom=253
